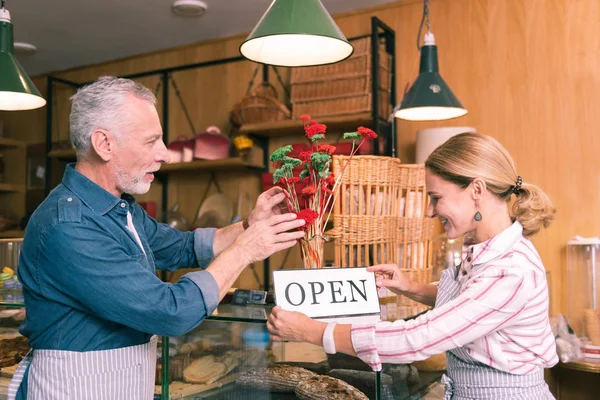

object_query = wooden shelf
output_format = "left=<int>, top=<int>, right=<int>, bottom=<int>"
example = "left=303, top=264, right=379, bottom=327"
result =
left=0, top=230, right=25, bottom=239
left=157, top=157, right=264, bottom=174
left=0, top=138, right=25, bottom=150
left=0, top=184, right=24, bottom=193
left=48, top=148, right=76, bottom=160
left=239, top=112, right=380, bottom=137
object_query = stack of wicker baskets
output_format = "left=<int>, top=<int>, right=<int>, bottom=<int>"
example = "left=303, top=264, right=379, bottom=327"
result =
left=395, top=165, right=435, bottom=313
left=328, top=157, right=435, bottom=317
left=290, top=38, right=392, bottom=120
left=329, top=156, right=403, bottom=268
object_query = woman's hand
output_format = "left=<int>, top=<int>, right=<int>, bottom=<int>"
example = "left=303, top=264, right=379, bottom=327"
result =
left=367, top=264, right=413, bottom=296
left=267, top=306, right=325, bottom=343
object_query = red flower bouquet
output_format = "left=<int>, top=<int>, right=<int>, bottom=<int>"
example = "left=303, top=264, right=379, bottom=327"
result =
left=270, top=114, right=378, bottom=268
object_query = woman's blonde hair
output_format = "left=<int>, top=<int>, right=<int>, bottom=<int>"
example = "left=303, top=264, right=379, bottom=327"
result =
left=425, top=132, right=555, bottom=237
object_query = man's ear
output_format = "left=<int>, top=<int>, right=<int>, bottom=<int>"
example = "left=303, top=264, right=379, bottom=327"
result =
left=471, top=177, right=487, bottom=201
left=90, top=129, right=114, bottom=161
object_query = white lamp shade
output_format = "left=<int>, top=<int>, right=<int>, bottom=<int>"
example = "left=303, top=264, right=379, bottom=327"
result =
left=416, top=126, right=477, bottom=164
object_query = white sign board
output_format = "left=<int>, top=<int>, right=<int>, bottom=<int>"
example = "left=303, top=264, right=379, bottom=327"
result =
left=273, top=267, right=380, bottom=319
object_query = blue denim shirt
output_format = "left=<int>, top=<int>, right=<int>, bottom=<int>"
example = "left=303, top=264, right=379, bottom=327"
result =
left=18, top=164, right=220, bottom=348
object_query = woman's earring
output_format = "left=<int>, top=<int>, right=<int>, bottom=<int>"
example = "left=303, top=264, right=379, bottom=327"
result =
left=474, top=211, right=482, bottom=221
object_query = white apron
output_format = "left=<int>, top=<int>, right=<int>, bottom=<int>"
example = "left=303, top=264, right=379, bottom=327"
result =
left=8, top=336, right=157, bottom=400
left=436, top=267, right=553, bottom=400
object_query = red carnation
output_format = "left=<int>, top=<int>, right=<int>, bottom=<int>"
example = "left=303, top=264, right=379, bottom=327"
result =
left=298, top=151, right=312, bottom=162
left=295, top=209, right=319, bottom=230
left=301, top=186, right=318, bottom=196
left=324, top=173, right=336, bottom=186
left=318, top=144, right=336, bottom=155
left=300, top=114, right=311, bottom=123
left=280, top=177, right=300, bottom=184
left=305, top=123, right=327, bottom=139
left=357, top=126, right=378, bottom=139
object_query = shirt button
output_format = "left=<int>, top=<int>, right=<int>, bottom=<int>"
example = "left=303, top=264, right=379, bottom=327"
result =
left=467, top=256, right=472, bottom=262
left=67, top=197, right=72, bottom=202
left=120, top=203, right=126, bottom=208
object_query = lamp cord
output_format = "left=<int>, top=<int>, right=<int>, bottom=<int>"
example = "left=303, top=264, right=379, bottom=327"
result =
left=416, top=0, right=431, bottom=51
left=1, top=0, right=5, bottom=10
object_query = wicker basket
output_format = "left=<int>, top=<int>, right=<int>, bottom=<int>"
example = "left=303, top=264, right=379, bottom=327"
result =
left=398, top=165, right=428, bottom=218
left=230, top=84, right=291, bottom=127
left=329, top=155, right=403, bottom=268
left=293, top=89, right=391, bottom=121
left=290, top=38, right=391, bottom=85
left=290, top=37, right=393, bottom=120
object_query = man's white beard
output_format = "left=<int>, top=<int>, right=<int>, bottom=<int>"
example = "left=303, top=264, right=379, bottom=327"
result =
left=115, top=167, right=152, bottom=195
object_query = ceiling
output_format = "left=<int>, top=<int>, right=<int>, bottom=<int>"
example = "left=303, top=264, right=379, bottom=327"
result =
left=6, top=0, right=398, bottom=77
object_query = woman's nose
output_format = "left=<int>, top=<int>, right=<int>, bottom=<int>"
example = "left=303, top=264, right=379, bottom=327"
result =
left=427, top=202, right=436, bottom=218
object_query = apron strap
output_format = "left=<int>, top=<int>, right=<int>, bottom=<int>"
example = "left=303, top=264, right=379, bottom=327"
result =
left=8, top=350, right=32, bottom=400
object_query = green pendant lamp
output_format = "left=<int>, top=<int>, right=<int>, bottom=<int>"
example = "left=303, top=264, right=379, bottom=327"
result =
left=0, top=3, right=46, bottom=111
left=395, top=0, right=466, bottom=121
left=240, top=0, right=353, bottom=67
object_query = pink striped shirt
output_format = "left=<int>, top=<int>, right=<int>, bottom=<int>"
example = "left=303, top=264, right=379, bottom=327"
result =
left=351, top=221, right=558, bottom=373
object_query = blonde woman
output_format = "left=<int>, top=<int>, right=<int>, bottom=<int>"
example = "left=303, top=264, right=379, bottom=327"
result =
left=267, top=132, right=558, bottom=399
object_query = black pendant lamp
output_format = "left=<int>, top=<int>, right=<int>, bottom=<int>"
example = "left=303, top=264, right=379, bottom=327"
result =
left=395, top=0, right=466, bottom=121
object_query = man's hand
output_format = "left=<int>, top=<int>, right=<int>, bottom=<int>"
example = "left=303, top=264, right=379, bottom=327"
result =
left=247, top=187, right=293, bottom=227
left=234, top=213, right=305, bottom=265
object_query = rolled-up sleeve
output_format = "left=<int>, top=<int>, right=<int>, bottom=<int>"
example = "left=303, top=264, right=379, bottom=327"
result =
left=351, top=267, right=530, bottom=371
left=183, top=270, right=219, bottom=316
left=193, top=228, right=217, bottom=268
left=37, top=222, right=219, bottom=337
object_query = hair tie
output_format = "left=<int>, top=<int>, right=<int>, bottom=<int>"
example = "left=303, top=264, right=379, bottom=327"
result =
left=511, top=176, right=522, bottom=195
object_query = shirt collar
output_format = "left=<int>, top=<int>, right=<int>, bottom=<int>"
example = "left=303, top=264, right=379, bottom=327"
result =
left=463, top=220, right=523, bottom=266
left=61, top=163, right=137, bottom=215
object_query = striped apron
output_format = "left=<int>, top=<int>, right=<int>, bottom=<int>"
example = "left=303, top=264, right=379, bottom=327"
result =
left=436, top=266, right=554, bottom=400
left=7, top=336, right=157, bottom=400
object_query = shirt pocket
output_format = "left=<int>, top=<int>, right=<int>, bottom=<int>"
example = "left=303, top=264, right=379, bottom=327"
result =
left=70, top=363, right=143, bottom=400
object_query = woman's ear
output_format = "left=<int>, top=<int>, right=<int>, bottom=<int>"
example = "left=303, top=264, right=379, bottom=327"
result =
left=471, top=177, right=487, bottom=201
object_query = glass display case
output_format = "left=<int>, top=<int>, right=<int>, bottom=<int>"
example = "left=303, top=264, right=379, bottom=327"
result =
left=156, top=303, right=444, bottom=400
left=567, top=237, right=600, bottom=338
left=0, top=294, right=27, bottom=400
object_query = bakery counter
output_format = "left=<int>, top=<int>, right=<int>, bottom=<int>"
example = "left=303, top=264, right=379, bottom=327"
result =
left=156, top=303, right=444, bottom=400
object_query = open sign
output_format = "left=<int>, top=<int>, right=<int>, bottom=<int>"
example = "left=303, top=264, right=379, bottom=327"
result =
left=273, top=267, right=380, bottom=319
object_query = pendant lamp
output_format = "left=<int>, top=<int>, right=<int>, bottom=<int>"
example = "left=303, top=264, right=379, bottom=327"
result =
left=395, top=0, right=466, bottom=121
left=240, top=0, right=353, bottom=67
left=0, top=2, right=46, bottom=111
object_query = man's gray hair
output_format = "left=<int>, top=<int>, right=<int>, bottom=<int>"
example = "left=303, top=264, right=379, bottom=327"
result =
left=69, top=76, right=156, bottom=159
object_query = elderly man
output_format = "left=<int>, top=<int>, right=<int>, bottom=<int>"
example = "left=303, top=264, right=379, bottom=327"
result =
left=10, top=76, right=305, bottom=400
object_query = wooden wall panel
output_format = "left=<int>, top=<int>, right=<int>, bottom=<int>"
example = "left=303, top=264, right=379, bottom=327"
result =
left=1, top=0, right=598, bottom=308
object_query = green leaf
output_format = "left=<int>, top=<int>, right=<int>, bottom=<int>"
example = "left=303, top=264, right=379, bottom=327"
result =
left=270, top=145, right=293, bottom=162
left=310, top=133, right=325, bottom=142
left=300, top=169, right=310, bottom=180
left=343, top=131, right=362, bottom=141
left=272, top=167, right=287, bottom=184
left=282, top=156, right=302, bottom=166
